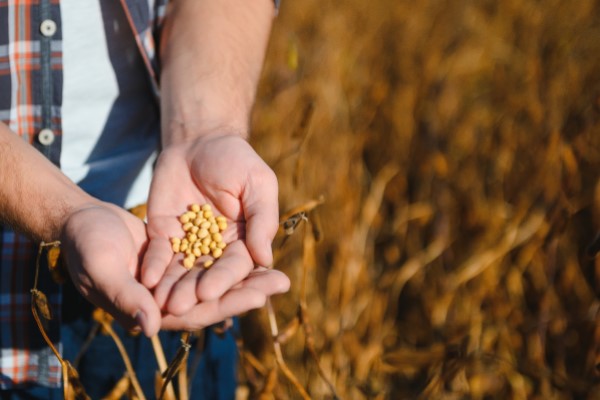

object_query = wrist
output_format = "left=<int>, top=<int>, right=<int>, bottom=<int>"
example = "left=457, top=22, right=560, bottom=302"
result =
left=53, top=196, right=105, bottom=242
left=161, top=117, right=249, bottom=148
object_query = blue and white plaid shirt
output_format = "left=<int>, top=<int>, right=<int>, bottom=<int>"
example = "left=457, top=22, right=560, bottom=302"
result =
left=0, top=0, right=168, bottom=388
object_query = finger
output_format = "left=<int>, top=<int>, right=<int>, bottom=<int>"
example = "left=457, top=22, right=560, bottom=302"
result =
left=152, top=256, right=189, bottom=310
left=93, top=275, right=163, bottom=338
left=242, top=166, right=279, bottom=267
left=163, top=240, right=254, bottom=315
left=232, top=267, right=291, bottom=295
left=141, top=237, right=173, bottom=288
left=160, top=287, right=268, bottom=331
left=141, top=217, right=182, bottom=288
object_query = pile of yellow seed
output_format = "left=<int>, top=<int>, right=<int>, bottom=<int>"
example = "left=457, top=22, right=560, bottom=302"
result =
left=170, top=204, right=228, bottom=270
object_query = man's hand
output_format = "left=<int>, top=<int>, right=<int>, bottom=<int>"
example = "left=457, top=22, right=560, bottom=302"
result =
left=141, top=0, right=289, bottom=327
left=60, top=204, right=163, bottom=336
left=141, top=131, right=289, bottom=318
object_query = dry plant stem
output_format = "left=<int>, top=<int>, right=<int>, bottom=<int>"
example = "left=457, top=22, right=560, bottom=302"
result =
left=275, top=317, right=300, bottom=344
left=300, top=220, right=339, bottom=398
left=151, top=335, right=177, bottom=400
left=187, top=329, right=205, bottom=391
left=292, top=102, right=317, bottom=187
left=236, top=332, right=269, bottom=391
left=74, top=323, right=100, bottom=369
left=31, top=241, right=87, bottom=400
left=266, top=298, right=311, bottom=400
left=159, top=331, right=192, bottom=400
left=30, top=304, right=70, bottom=397
left=177, top=347, right=189, bottom=400
left=32, top=243, right=91, bottom=400
left=99, top=319, right=147, bottom=400
left=258, top=369, right=279, bottom=399
left=102, top=373, right=130, bottom=400
left=33, top=241, right=60, bottom=289
left=279, top=196, right=325, bottom=225
left=337, top=164, right=398, bottom=312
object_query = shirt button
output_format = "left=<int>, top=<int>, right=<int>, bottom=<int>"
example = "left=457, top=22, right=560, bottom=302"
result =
left=40, top=19, right=57, bottom=37
left=38, top=129, right=55, bottom=146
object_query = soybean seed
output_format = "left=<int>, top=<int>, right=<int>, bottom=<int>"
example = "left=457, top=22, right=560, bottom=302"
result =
left=183, top=255, right=195, bottom=270
left=197, top=228, right=209, bottom=239
left=173, top=203, right=229, bottom=270
left=200, top=221, right=211, bottom=229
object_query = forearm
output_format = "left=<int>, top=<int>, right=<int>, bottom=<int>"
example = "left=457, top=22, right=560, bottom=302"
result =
left=0, top=124, right=100, bottom=241
left=159, top=0, right=275, bottom=145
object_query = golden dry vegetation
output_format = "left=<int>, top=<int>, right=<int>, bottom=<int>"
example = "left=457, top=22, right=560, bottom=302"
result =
left=242, top=0, right=600, bottom=398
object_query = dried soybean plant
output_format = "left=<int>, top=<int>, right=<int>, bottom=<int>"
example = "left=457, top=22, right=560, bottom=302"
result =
left=239, top=0, right=600, bottom=398
left=32, top=241, right=90, bottom=400
left=235, top=197, right=341, bottom=400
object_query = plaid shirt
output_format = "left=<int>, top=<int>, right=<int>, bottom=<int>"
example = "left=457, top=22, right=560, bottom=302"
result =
left=0, top=0, right=168, bottom=388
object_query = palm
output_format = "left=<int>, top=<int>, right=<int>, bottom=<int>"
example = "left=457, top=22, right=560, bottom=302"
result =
left=142, top=134, right=279, bottom=316
left=60, top=205, right=160, bottom=332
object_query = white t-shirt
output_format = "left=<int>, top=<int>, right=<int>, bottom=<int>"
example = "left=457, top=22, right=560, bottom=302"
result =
left=60, top=0, right=159, bottom=209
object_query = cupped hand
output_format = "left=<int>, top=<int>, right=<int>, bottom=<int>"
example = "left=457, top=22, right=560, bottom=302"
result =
left=60, top=204, right=162, bottom=336
left=160, top=266, right=290, bottom=331
left=141, top=132, right=288, bottom=318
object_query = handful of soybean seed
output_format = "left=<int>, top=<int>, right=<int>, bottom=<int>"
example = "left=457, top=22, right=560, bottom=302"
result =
left=170, top=203, right=228, bottom=270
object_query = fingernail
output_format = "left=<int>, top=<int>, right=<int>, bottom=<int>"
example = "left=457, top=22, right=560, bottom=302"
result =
left=128, top=326, right=142, bottom=336
left=134, top=310, right=148, bottom=336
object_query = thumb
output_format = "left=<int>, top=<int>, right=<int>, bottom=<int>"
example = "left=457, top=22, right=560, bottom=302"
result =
left=96, top=276, right=162, bottom=337
left=242, top=167, right=279, bottom=267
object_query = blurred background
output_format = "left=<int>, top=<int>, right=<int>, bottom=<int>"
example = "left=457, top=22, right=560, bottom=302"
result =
left=241, top=0, right=600, bottom=398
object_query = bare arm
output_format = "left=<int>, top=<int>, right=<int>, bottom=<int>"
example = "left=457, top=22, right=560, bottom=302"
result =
left=142, top=0, right=289, bottom=317
left=159, top=0, right=275, bottom=143
left=0, top=123, right=165, bottom=335
left=0, top=123, right=98, bottom=241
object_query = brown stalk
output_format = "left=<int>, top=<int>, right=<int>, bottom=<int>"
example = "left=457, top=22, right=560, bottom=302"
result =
left=299, top=219, right=339, bottom=398
left=102, top=373, right=130, bottom=400
left=158, top=331, right=191, bottom=400
left=151, top=335, right=177, bottom=400
left=265, top=298, right=311, bottom=400
left=31, top=241, right=91, bottom=400
left=177, top=345, right=189, bottom=400
left=94, top=310, right=146, bottom=400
